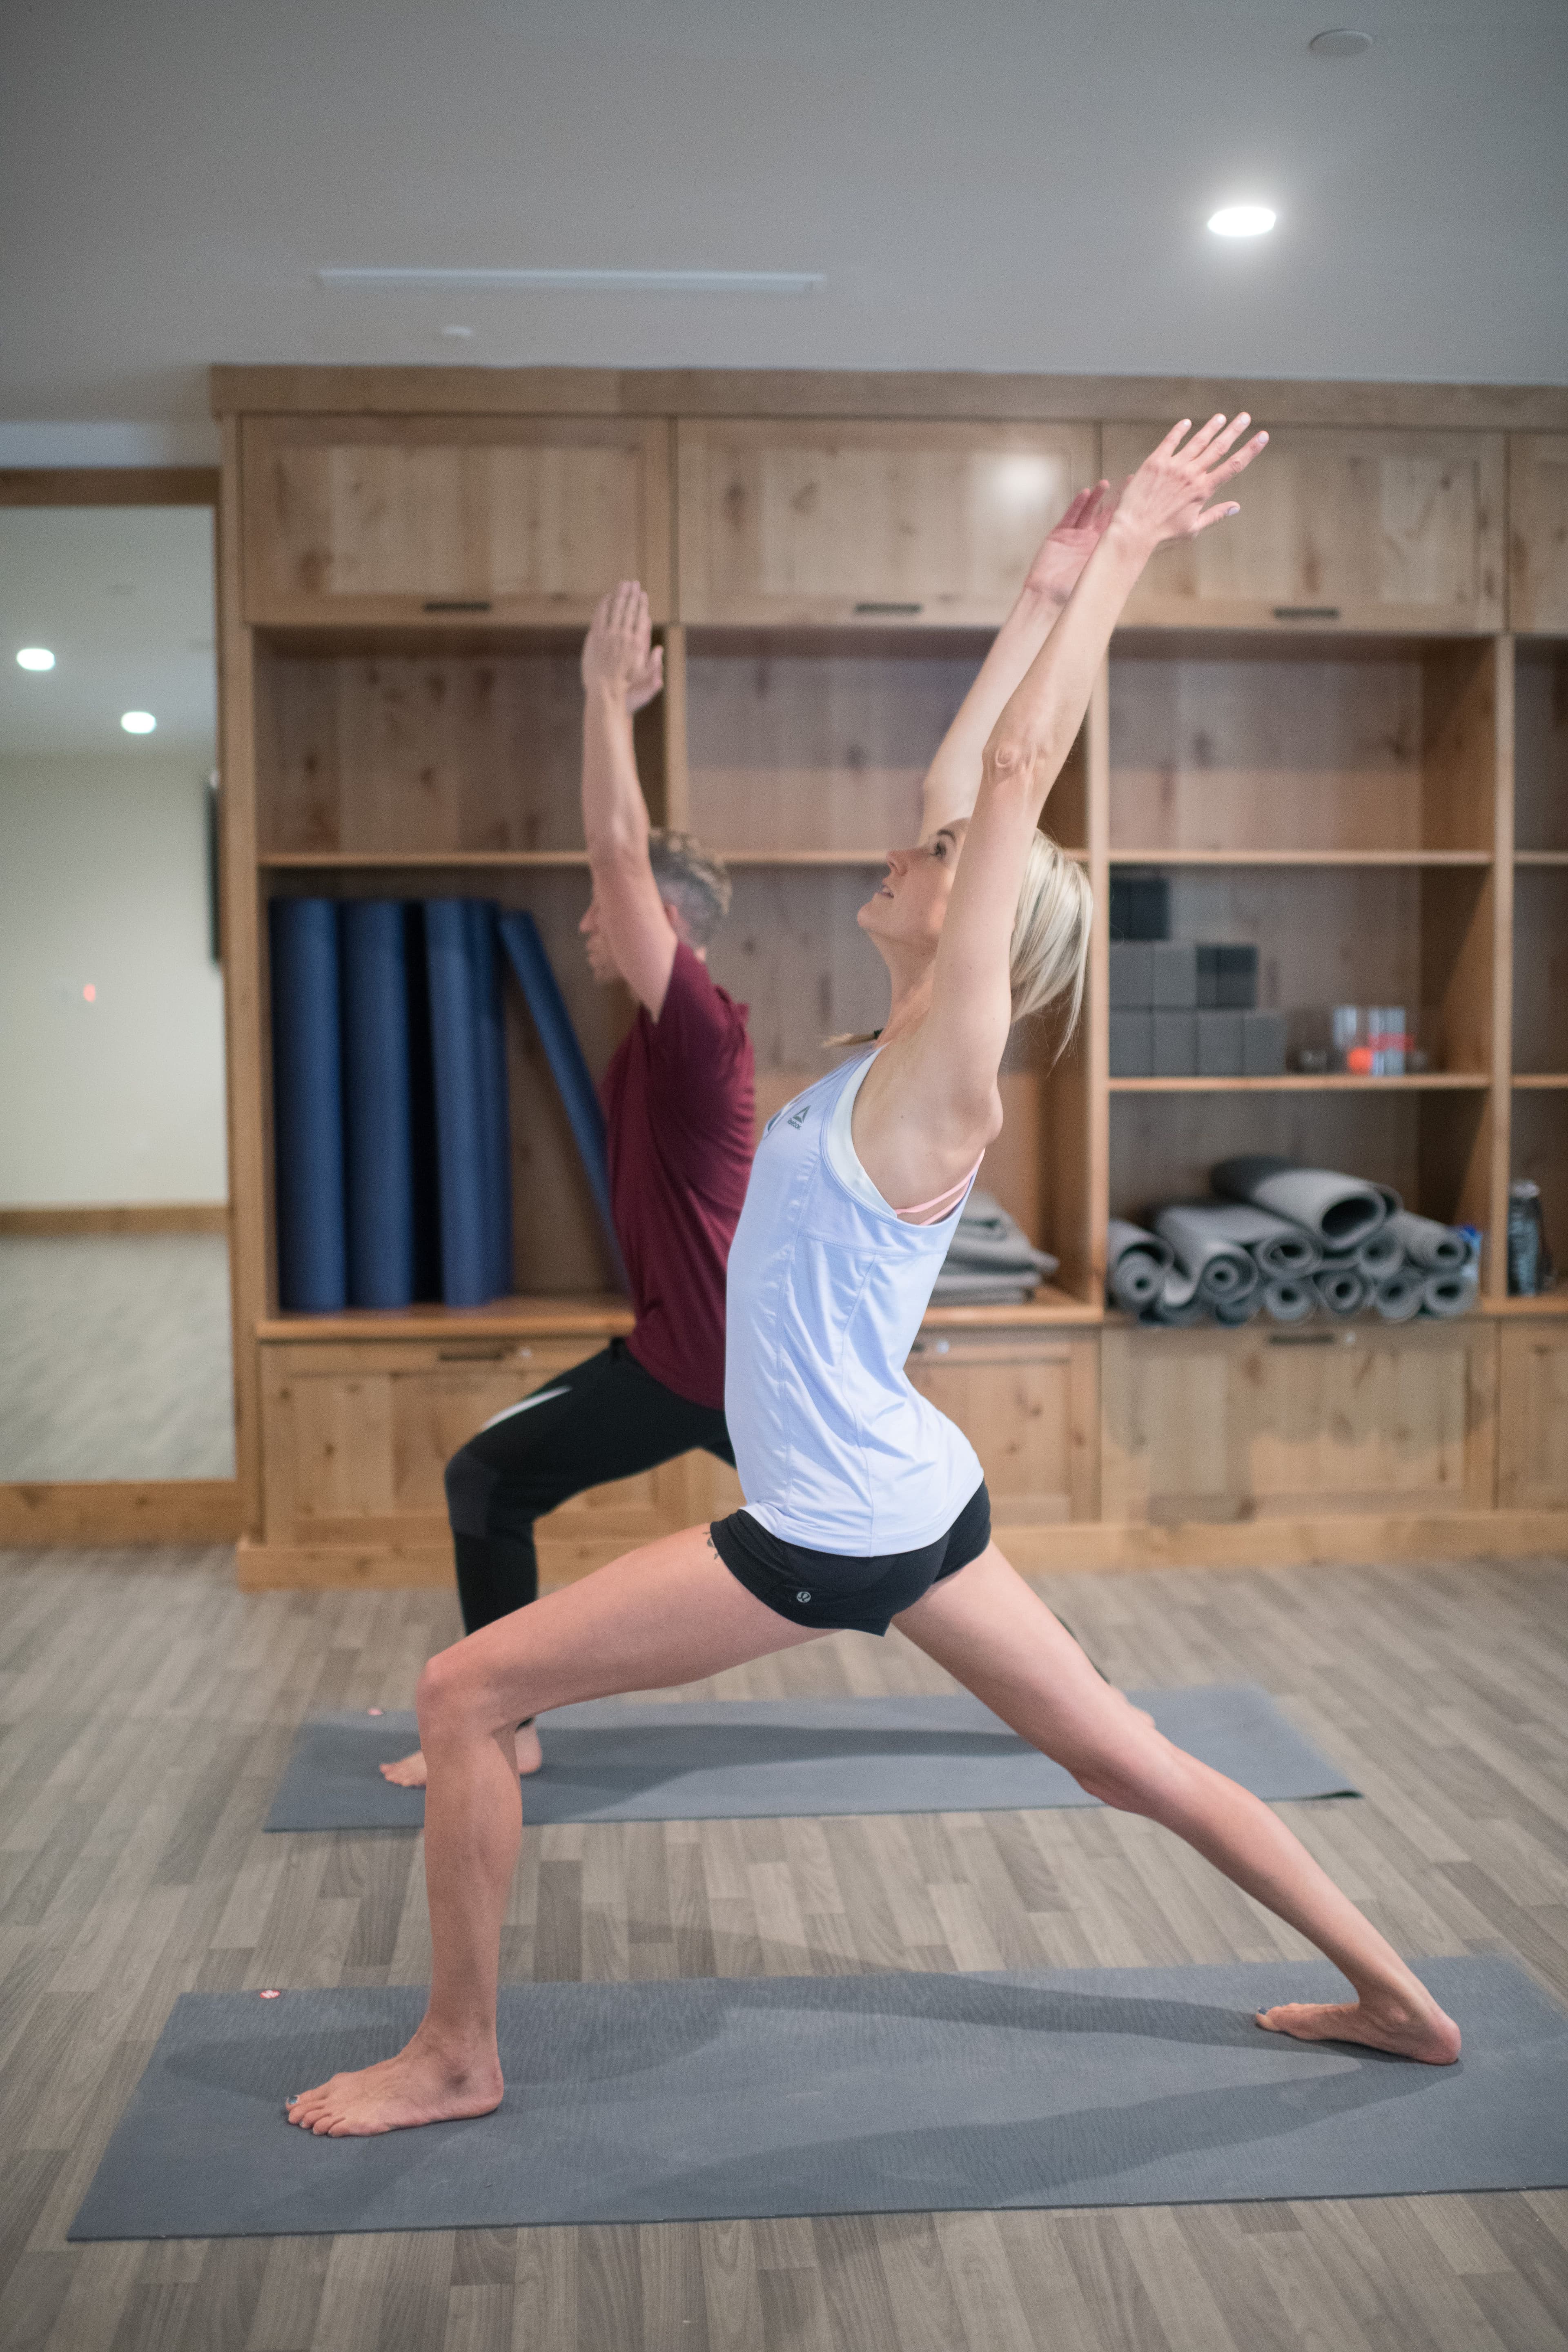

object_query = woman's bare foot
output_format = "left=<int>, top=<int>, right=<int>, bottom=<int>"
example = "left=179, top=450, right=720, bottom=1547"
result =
left=286, top=2030, right=503, bottom=2137
left=379, top=1722, right=543, bottom=1788
left=1256, top=1986, right=1461, bottom=2065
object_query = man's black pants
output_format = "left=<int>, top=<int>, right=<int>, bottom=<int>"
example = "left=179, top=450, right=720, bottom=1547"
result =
left=444, top=1339, right=735, bottom=1636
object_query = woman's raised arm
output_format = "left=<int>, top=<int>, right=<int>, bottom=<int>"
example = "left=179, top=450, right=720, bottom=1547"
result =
left=859, top=414, right=1267, bottom=1208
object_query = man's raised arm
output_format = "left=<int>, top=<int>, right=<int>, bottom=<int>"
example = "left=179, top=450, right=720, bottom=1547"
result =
left=580, top=580, right=677, bottom=1016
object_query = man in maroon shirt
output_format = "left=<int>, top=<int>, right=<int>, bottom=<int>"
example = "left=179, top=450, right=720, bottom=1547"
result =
left=383, top=582, right=753, bottom=1787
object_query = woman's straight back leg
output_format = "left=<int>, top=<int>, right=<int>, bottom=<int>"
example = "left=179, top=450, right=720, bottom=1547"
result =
left=893, top=1545, right=1461, bottom=2065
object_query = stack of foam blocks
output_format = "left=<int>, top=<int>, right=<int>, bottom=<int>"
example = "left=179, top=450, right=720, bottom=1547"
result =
left=1109, top=941, right=1286, bottom=1078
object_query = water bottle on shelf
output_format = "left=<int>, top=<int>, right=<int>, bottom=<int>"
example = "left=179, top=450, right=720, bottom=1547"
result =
left=1507, top=1180, right=1555, bottom=1296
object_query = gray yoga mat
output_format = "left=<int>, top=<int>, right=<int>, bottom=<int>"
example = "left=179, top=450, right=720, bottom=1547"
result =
left=1152, top=1205, right=1261, bottom=1303
left=1106, top=1218, right=1172, bottom=1310
left=1213, top=1156, right=1388, bottom=1251
left=68, top=1955, right=1568, bottom=2238
left=1263, top=1277, right=1316, bottom=1324
left=1387, top=1208, right=1469, bottom=1271
left=263, top=1686, right=1357, bottom=1833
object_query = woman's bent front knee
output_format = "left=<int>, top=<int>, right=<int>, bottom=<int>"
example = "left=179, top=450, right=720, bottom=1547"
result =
left=1071, top=1729, right=1189, bottom=1817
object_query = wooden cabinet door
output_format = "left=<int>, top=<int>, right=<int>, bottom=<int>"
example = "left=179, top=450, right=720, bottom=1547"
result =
left=1101, top=1319, right=1497, bottom=1525
left=259, top=1339, right=683, bottom=1564
left=906, top=1330, right=1099, bottom=1524
left=1101, top=425, right=1505, bottom=633
left=241, top=416, right=672, bottom=626
left=1509, top=435, right=1568, bottom=633
left=676, top=419, right=1098, bottom=626
left=1498, top=1321, right=1568, bottom=1508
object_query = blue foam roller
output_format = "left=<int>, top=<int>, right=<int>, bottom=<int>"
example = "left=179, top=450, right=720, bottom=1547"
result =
left=340, top=900, right=416, bottom=1309
left=468, top=901, right=514, bottom=1300
left=497, top=909, right=627, bottom=1292
left=269, top=898, right=346, bottom=1312
left=425, top=900, right=503, bottom=1307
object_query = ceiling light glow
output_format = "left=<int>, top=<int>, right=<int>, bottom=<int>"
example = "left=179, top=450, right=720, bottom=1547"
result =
left=1208, top=205, right=1277, bottom=239
left=16, top=647, right=55, bottom=670
left=1309, top=28, right=1373, bottom=55
left=120, top=710, right=156, bottom=734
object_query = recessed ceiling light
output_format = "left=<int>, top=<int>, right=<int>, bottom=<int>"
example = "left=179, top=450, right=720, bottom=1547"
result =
left=1309, top=28, right=1373, bottom=55
left=318, top=266, right=825, bottom=296
left=16, top=646, right=55, bottom=671
left=120, top=710, right=156, bottom=734
left=1208, top=205, right=1277, bottom=239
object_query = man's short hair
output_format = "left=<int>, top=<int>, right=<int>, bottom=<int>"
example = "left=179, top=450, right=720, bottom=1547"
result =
left=647, top=830, right=732, bottom=948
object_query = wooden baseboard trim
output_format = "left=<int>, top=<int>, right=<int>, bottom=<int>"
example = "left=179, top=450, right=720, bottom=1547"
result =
left=233, top=1510, right=1568, bottom=1589
left=0, top=1203, right=229, bottom=1237
left=997, top=1510, right=1568, bottom=1571
left=0, top=1481, right=243, bottom=1548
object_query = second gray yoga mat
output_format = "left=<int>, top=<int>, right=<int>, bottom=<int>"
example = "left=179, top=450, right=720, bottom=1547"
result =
left=68, top=1955, right=1568, bottom=2238
left=265, top=1686, right=1356, bottom=1831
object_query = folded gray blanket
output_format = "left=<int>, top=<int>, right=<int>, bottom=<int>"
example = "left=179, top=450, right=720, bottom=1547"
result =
left=934, top=1191, right=1057, bottom=1304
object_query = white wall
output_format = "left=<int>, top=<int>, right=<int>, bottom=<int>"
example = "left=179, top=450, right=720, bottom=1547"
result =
left=0, top=752, right=227, bottom=1204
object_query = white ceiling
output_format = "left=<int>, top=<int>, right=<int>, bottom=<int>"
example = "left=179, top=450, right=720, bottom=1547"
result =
left=0, top=510, right=216, bottom=757
left=1, top=0, right=1565, bottom=435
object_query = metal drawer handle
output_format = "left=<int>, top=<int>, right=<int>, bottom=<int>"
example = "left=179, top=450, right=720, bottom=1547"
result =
left=1272, top=605, right=1341, bottom=621
left=423, top=599, right=492, bottom=612
left=854, top=600, right=923, bottom=615
left=1268, top=1330, right=1356, bottom=1347
left=438, top=1345, right=510, bottom=1362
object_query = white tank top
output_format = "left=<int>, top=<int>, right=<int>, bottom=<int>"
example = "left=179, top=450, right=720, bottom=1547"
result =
left=724, top=1050, right=984, bottom=1553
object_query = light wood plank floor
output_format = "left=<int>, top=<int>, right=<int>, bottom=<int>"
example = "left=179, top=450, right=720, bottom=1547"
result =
left=0, top=1236, right=235, bottom=1481
left=1, top=1546, right=1565, bottom=2352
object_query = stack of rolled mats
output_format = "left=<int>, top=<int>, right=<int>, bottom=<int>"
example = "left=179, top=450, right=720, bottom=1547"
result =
left=935, top=1191, right=1059, bottom=1306
left=1106, top=1155, right=1477, bottom=1329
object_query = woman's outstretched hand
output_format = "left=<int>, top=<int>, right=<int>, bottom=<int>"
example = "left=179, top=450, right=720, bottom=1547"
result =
left=1022, top=480, right=1116, bottom=606
left=582, top=579, right=664, bottom=712
left=1109, top=414, right=1268, bottom=553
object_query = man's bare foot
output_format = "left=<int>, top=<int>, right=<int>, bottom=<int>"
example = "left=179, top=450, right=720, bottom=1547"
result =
left=379, top=1722, right=543, bottom=1788
left=1256, top=1987, right=1461, bottom=2065
left=286, top=2031, right=503, bottom=2137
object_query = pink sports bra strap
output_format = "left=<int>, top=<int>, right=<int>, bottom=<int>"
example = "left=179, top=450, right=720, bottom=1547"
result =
left=895, top=1157, right=984, bottom=1227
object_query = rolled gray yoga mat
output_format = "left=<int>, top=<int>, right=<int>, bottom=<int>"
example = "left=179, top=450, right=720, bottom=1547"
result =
left=1422, top=1267, right=1479, bottom=1319
left=1214, top=1292, right=1263, bottom=1327
left=1174, top=1198, right=1321, bottom=1278
left=1153, top=1205, right=1263, bottom=1303
left=265, top=1687, right=1354, bottom=1832
left=1212, top=1156, right=1388, bottom=1251
left=68, top=1955, right=1568, bottom=2239
left=1106, top=1218, right=1171, bottom=1311
left=1356, top=1228, right=1405, bottom=1281
left=1387, top=1209, right=1470, bottom=1272
left=1146, top=1267, right=1210, bottom=1326
left=1263, top=1278, right=1316, bottom=1324
left=1314, top=1268, right=1366, bottom=1318
left=1374, top=1268, right=1425, bottom=1322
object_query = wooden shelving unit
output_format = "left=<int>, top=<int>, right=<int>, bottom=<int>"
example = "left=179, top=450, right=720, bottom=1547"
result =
left=211, top=372, right=1568, bottom=1581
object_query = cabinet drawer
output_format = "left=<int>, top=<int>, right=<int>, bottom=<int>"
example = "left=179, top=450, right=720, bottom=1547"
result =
left=676, top=419, right=1098, bottom=627
left=1102, top=425, right=1504, bottom=633
left=1509, top=435, right=1568, bottom=633
left=1101, top=1319, right=1497, bottom=1525
left=906, top=1331, right=1099, bottom=1524
left=242, top=415, right=672, bottom=626
left=259, top=1340, right=678, bottom=1548
left=1498, top=1323, right=1568, bottom=1510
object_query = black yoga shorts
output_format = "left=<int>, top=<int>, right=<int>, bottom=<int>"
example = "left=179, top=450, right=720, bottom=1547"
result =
left=709, top=1481, right=992, bottom=1637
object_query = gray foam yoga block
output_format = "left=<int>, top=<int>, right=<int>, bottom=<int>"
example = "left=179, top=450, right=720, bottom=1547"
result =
left=1109, top=1012, right=1153, bottom=1078
left=1197, top=1011, right=1244, bottom=1076
left=1109, top=942, right=1155, bottom=1007
left=1241, top=1010, right=1286, bottom=1076
left=1197, top=944, right=1258, bottom=1009
left=1151, top=941, right=1198, bottom=1008
left=1152, top=1011, right=1198, bottom=1076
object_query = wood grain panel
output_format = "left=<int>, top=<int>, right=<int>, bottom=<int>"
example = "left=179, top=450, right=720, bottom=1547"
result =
left=1508, top=434, right=1568, bottom=632
left=1514, top=639, right=1568, bottom=851
left=906, top=1331, right=1098, bottom=1522
left=1103, top=426, right=1505, bottom=633
left=1497, top=1323, right=1568, bottom=1509
left=677, top=421, right=1097, bottom=627
left=1511, top=869, right=1568, bottom=1075
left=1100, top=1319, right=1497, bottom=1526
left=241, top=415, right=671, bottom=626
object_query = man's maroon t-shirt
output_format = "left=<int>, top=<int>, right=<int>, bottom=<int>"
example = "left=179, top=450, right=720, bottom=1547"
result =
left=599, top=942, right=754, bottom=1411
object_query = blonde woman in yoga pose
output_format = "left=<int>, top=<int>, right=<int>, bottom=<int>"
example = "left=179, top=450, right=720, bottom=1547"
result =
left=289, top=414, right=1459, bottom=2138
